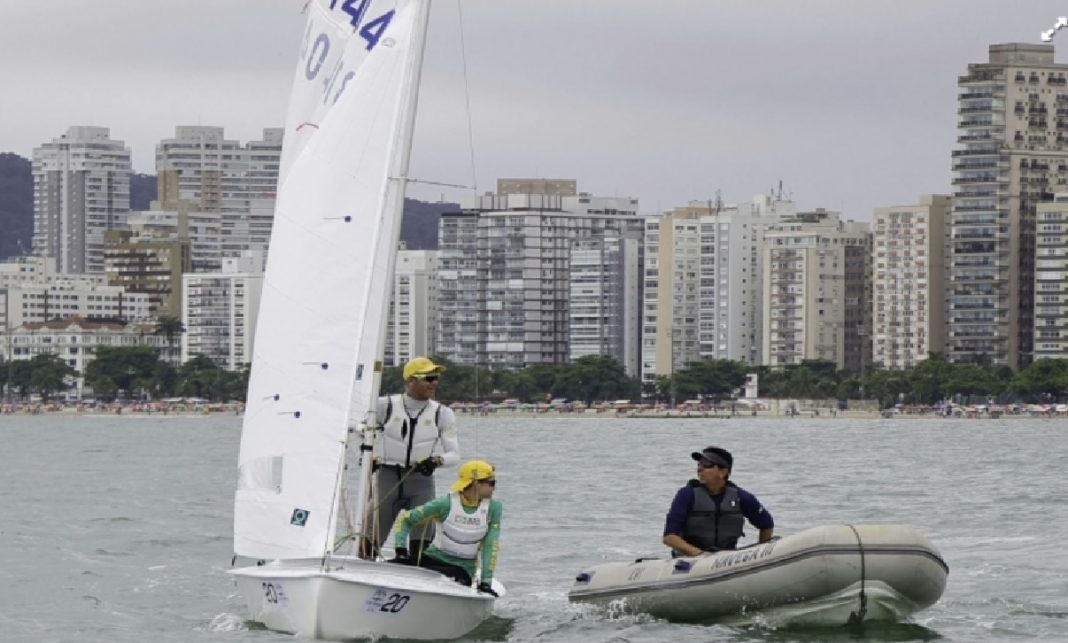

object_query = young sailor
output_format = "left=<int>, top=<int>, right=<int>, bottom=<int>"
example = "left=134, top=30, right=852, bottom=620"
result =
left=391, top=459, right=502, bottom=596
left=663, top=446, right=774, bottom=557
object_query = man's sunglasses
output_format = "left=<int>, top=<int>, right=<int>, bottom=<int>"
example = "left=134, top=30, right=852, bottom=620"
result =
left=414, top=375, right=439, bottom=383
left=697, top=462, right=726, bottom=469
left=478, top=479, right=496, bottom=487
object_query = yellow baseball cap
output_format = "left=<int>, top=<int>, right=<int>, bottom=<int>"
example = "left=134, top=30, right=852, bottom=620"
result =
left=450, top=460, right=495, bottom=492
left=403, top=356, right=446, bottom=380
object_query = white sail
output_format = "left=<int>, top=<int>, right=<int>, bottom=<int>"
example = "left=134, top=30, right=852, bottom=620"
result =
left=234, top=0, right=421, bottom=561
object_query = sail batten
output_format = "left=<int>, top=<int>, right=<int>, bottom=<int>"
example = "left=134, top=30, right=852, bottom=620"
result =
left=234, top=0, right=423, bottom=561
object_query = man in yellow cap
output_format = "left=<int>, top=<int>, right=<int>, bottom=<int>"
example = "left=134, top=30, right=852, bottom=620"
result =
left=391, top=459, right=502, bottom=596
left=372, top=356, right=460, bottom=555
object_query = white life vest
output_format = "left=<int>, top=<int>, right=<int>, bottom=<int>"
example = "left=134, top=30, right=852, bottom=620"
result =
left=431, top=493, right=490, bottom=559
left=378, top=395, right=442, bottom=467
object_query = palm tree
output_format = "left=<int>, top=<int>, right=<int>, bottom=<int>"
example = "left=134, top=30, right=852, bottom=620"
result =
left=154, top=315, right=185, bottom=362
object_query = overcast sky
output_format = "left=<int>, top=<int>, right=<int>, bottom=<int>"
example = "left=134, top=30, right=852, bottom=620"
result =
left=3, top=1, right=1068, bottom=218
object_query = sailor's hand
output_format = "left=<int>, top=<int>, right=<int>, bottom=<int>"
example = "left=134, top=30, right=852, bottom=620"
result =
left=415, top=457, right=439, bottom=476
left=476, top=582, right=499, bottom=597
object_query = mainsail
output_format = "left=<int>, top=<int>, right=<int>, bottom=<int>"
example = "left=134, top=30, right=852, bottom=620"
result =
left=234, top=0, right=427, bottom=561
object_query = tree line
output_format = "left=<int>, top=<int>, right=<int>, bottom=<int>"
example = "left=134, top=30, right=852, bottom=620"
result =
left=0, top=347, right=248, bottom=403
left=4, top=347, right=1068, bottom=408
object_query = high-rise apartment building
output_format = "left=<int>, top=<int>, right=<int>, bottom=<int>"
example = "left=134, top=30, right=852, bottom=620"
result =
left=569, top=236, right=642, bottom=376
left=156, top=126, right=281, bottom=266
left=640, top=195, right=794, bottom=387
left=32, top=126, right=131, bottom=274
left=181, top=253, right=263, bottom=370
left=384, top=250, right=439, bottom=366
left=872, top=195, right=951, bottom=370
left=436, top=180, right=643, bottom=369
left=950, top=43, right=1068, bottom=369
left=1034, top=194, right=1068, bottom=358
left=762, top=210, right=871, bottom=372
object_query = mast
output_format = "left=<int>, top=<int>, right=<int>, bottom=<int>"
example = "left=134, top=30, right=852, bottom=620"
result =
left=336, top=0, right=434, bottom=560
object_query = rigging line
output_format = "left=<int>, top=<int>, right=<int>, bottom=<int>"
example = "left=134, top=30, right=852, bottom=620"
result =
left=402, top=177, right=476, bottom=190
left=456, top=0, right=479, bottom=194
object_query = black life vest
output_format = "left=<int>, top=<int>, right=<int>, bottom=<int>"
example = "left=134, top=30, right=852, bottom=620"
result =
left=681, top=482, right=745, bottom=551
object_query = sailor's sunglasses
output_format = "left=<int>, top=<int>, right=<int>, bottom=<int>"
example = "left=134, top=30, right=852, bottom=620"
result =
left=478, top=479, right=497, bottom=487
left=697, top=461, right=726, bottom=469
left=413, top=375, right=439, bottom=382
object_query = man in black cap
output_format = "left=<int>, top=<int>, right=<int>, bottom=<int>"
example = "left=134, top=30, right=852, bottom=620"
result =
left=662, top=446, right=774, bottom=557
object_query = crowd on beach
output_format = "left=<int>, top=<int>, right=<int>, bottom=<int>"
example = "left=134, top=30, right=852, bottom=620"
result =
left=0, top=399, right=244, bottom=416
left=1, top=398, right=1063, bottom=419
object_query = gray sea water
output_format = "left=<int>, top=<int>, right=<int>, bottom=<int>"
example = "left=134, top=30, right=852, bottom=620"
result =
left=1, top=414, right=1067, bottom=642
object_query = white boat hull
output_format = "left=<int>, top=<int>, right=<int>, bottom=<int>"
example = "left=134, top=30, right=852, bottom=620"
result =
left=231, top=557, right=495, bottom=640
left=568, top=524, right=948, bottom=625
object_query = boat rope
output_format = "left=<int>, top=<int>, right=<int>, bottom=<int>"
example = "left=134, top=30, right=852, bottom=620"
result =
left=455, top=0, right=479, bottom=194
left=845, top=524, right=868, bottom=625
left=404, top=177, right=475, bottom=190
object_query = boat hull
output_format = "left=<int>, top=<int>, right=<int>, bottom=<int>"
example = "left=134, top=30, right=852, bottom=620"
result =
left=231, top=557, right=494, bottom=640
left=568, top=524, right=948, bottom=625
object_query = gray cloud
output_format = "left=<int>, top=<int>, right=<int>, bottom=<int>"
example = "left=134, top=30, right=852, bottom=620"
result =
left=3, top=1, right=1067, bottom=218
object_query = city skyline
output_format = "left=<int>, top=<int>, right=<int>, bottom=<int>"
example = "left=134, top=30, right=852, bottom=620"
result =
left=3, top=2, right=1068, bottom=219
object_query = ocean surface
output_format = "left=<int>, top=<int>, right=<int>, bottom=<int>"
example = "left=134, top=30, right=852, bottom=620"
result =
left=1, top=414, right=1066, bottom=642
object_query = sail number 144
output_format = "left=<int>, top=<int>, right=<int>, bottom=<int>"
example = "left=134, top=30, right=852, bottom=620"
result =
left=328, top=0, right=395, bottom=50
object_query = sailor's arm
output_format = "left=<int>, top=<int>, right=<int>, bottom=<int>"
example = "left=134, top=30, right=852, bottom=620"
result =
left=435, top=405, right=460, bottom=467
left=393, top=496, right=450, bottom=548
left=662, top=533, right=703, bottom=557
left=662, top=487, right=700, bottom=555
left=479, top=500, right=503, bottom=584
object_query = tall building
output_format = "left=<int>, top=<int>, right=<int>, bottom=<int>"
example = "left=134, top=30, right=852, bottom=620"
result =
left=32, top=126, right=131, bottom=274
left=762, top=210, right=872, bottom=372
left=436, top=212, right=479, bottom=362
left=156, top=126, right=282, bottom=212
left=181, top=253, right=263, bottom=370
left=156, top=126, right=281, bottom=266
left=872, top=195, right=951, bottom=370
left=568, top=236, right=642, bottom=376
left=384, top=249, right=438, bottom=366
left=640, top=195, right=794, bottom=387
left=436, top=180, right=644, bottom=369
left=1034, top=194, right=1068, bottom=358
left=949, top=43, right=1068, bottom=369
left=640, top=207, right=702, bottom=388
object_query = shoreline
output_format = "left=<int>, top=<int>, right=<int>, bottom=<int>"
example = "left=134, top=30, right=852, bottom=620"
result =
left=1, top=403, right=1061, bottom=421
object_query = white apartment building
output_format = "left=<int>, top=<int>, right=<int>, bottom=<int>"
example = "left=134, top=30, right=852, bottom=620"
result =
left=640, top=196, right=795, bottom=387
left=385, top=250, right=439, bottom=366
left=872, top=195, right=950, bottom=370
left=32, top=126, right=131, bottom=274
left=641, top=210, right=701, bottom=387
left=8, top=318, right=176, bottom=399
left=181, top=253, right=263, bottom=370
left=156, top=126, right=282, bottom=267
left=437, top=180, right=644, bottom=369
left=0, top=257, right=152, bottom=362
left=762, top=211, right=872, bottom=372
left=950, top=43, right=1068, bottom=369
left=1034, top=195, right=1068, bottom=358
left=436, top=212, right=479, bottom=362
left=569, top=236, right=642, bottom=376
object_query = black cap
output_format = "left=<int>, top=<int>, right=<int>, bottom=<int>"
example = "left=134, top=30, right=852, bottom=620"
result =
left=691, top=446, right=733, bottom=469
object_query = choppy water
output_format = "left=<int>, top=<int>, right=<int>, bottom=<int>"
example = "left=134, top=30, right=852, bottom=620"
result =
left=1, top=414, right=1067, bottom=642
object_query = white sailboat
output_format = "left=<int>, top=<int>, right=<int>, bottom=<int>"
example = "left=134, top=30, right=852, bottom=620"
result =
left=228, top=1, right=498, bottom=639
